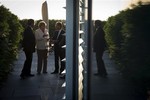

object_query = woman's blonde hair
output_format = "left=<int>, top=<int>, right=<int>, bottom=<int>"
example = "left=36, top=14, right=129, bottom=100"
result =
left=38, top=21, right=47, bottom=27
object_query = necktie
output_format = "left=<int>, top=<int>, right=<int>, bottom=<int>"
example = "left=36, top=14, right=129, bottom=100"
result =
left=57, top=30, right=61, bottom=39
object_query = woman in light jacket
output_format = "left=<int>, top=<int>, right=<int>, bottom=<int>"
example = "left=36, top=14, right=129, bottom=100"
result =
left=35, top=21, right=50, bottom=74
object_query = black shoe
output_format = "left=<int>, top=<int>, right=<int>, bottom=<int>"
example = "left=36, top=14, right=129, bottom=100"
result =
left=20, top=75, right=27, bottom=79
left=59, top=72, right=62, bottom=75
left=60, top=75, right=65, bottom=79
left=27, top=74, right=35, bottom=77
left=37, top=72, right=41, bottom=75
left=100, top=73, right=107, bottom=78
left=94, top=73, right=100, bottom=76
left=43, top=72, right=48, bottom=74
left=94, top=73, right=107, bottom=77
left=51, top=71, right=58, bottom=74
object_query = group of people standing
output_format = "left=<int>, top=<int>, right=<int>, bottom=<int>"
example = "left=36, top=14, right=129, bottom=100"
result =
left=20, top=19, right=107, bottom=79
left=20, top=19, right=65, bottom=79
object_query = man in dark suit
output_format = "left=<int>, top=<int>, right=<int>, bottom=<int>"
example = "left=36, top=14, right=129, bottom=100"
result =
left=93, top=20, right=107, bottom=77
left=51, top=22, right=65, bottom=74
left=20, top=19, right=36, bottom=79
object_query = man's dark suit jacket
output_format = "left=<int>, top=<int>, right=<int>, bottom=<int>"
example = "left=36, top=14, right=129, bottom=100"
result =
left=53, top=30, right=65, bottom=51
left=93, top=27, right=106, bottom=52
left=22, top=26, right=36, bottom=53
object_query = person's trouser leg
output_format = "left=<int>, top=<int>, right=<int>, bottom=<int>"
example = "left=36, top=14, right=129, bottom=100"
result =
left=60, top=61, right=65, bottom=74
left=43, top=49, right=48, bottom=73
left=96, top=50, right=107, bottom=75
left=21, top=51, right=33, bottom=76
left=37, top=50, right=42, bottom=73
left=54, top=49, right=59, bottom=72
left=60, top=49, right=65, bottom=74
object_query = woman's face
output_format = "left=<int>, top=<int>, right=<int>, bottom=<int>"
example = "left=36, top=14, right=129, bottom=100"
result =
left=40, top=24, right=46, bottom=31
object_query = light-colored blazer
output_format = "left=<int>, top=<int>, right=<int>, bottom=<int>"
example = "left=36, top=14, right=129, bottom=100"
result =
left=35, top=28, right=49, bottom=50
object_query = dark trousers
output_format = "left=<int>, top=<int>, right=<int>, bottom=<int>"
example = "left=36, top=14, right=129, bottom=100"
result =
left=54, top=47, right=60, bottom=72
left=37, top=49, right=48, bottom=73
left=95, top=50, right=107, bottom=75
left=21, top=51, right=33, bottom=76
left=60, top=48, right=65, bottom=73
left=54, top=47, right=65, bottom=73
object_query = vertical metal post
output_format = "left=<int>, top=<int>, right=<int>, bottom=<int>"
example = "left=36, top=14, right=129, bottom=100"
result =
left=86, top=0, right=92, bottom=100
left=73, top=0, right=79, bottom=100
left=66, top=0, right=92, bottom=99
left=66, top=0, right=74, bottom=99
left=66, top=0, right=79, bottom=100
left=81, top=0, right=92, bottom=100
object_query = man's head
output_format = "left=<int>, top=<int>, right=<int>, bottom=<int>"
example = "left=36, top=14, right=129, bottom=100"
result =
left=55, top=22, right=63, bottom=30
left=27, top=19, right=34, bottom=27
left=95, top=20, right=101, bottom=28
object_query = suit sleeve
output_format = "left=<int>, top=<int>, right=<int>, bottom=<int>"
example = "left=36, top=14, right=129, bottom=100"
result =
left=22, top=27, right=35, bottom=52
